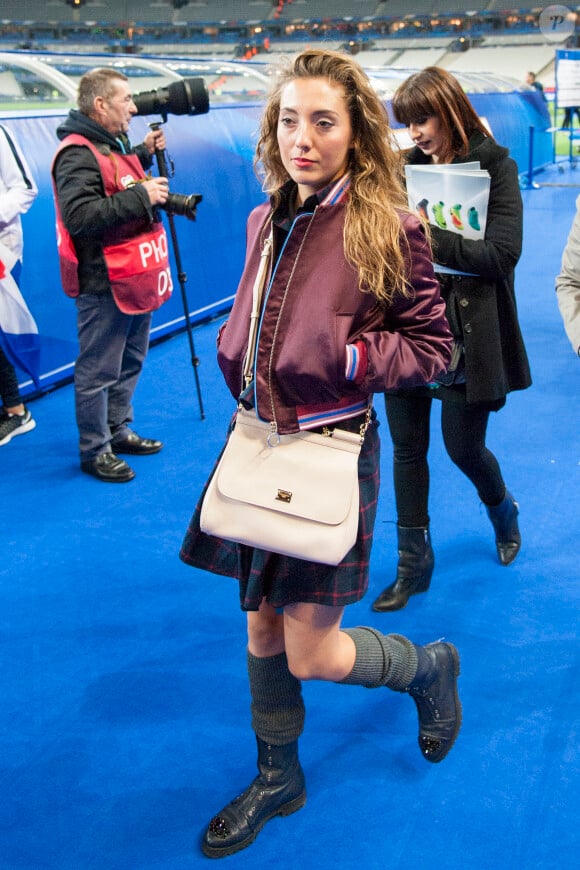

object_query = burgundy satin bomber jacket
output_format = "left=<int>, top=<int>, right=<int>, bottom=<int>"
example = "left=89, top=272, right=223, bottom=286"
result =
left=217, top=198, right=453, bottom=434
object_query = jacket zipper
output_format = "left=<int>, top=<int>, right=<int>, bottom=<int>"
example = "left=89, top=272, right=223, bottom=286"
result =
left=253, top=209, right=316, bottom=442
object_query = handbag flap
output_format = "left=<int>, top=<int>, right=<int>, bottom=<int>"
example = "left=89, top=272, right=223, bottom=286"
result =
left=215, top=414, right=360, bottom=526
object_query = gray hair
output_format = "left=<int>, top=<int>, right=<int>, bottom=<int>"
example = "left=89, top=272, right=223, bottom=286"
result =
left=77, top=68, right=129, bottom=116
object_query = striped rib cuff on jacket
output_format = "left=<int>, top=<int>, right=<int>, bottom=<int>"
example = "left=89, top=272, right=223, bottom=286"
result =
left=345, top=340, right=368, bottom=383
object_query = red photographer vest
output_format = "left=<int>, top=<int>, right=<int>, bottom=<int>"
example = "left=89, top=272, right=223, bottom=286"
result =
left=52, top=134, right=172, bottom=314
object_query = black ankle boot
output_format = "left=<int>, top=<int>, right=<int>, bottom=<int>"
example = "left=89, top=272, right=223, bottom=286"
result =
left=406, top=641, right=462, bottom=764
left=485, top=491, right=521, bottom=566
left=372, top=526, right=434, bottom=612
left=201, top=737, right=306, bottom=858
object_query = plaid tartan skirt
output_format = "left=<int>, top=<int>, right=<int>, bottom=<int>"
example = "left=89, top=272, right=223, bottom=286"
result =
left=179, top=413, right=381, bottom=611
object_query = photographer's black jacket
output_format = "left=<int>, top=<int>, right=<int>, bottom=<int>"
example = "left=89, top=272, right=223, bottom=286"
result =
left=53, top=109, right=156, bottom=297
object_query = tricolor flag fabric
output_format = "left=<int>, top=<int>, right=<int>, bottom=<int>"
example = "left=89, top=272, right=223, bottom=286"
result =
left=0, top=239, right=41, bottom=387
left=0, top=123, right=40, bottom=388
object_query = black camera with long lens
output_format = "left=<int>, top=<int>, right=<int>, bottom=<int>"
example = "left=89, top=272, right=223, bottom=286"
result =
left=131, top=78, right=209, bottom=415
left=160, top=192, right=203, bottom=221
left=131, top=78, right=209, bottom=223
left=133, top=77, right=210, bottom=120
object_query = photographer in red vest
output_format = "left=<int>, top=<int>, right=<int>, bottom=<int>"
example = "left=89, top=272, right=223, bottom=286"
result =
left=52, top=68, right=172, bottom=482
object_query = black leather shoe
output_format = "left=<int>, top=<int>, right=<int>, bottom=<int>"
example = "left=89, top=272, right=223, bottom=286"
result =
left=202, top=739, right=306, bottom=858
left=485, top=491, right=521, bottom=565
left=372, top=525, right=434, bottom=612
left=81, top=452, right=135, bottom=483
left=111, top=431, right=163, bottom=455
left=407, top=641, right=462, bottom=764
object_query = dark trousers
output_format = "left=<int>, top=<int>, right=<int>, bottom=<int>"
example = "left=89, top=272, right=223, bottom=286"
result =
left=0, top=345, right=21, bottom=409
left=75, top=294, right=151, bottom=461
left=562, top=107, right=580, bottom=129
left=384, top=390, right=505, bottom=527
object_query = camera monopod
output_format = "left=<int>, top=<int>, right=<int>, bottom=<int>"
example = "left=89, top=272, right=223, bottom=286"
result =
left=133, top=76, right=210, bottom=420
left=150, top=121, right=205, bottom=419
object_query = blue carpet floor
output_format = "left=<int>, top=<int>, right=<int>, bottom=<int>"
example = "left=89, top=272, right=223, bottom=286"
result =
left=1, top=162, right=578, bottom=869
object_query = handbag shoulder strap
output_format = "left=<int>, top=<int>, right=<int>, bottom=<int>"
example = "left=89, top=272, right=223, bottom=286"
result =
left=243, top=226, right=273, bottom=389
left=240, top=224, right=373, bottom=445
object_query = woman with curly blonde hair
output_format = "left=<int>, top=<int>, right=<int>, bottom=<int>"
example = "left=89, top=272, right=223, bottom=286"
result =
left=256, top=49, right=413, bottom=305
left=180, top=49, right=460, bottom=858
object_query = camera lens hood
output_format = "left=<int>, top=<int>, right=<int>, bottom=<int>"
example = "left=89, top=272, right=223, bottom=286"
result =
left=133, top=76, right=209, bottom=119
left=167, top=77, right=210, bottom=117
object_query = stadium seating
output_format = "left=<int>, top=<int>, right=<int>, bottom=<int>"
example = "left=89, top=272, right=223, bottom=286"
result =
left=0, top=3, right=563, bottom=91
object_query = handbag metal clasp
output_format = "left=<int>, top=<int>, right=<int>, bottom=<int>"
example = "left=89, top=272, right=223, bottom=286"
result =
left=276, top=489, right=293, bottom=503
left=267, top=422, right=280, bottom=448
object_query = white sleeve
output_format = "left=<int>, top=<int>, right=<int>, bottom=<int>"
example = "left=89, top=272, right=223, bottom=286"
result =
left=556, top=194, right=580, bottom=357
left=0, top=125, right=38, bottom=229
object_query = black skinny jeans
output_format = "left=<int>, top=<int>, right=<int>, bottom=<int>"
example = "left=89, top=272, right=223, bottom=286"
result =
left=0, top=345, right=21, bottom=409
left=384, top=391, right=506, bottom=528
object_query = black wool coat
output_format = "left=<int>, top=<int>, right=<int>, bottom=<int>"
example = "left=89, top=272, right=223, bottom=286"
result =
left=407, top=131, right=532, bottom=405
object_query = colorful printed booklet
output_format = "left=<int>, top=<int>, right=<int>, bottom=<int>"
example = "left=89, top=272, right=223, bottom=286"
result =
left=405, top=163, right=490, bottom=240
left=405, top=162, right=491, bottom=275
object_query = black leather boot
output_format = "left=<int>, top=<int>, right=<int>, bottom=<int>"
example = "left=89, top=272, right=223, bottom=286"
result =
left=406, top=641, right=462, bottom=764
left=372, top=525, right=434, bottom=612
left=201, top=737, right=306, bottom=858
left=485, top=490, right=521, bottom=566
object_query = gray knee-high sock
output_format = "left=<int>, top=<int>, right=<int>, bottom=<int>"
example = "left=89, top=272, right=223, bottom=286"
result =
left=248, top=651, right=305, bottom=745
left=339, top=627, right=418, bottom=691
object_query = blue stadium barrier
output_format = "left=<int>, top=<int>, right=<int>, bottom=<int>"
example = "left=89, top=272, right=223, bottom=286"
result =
left=2, top=84, right=551, bottom=398
left=5, top=104, right=265, bottom=397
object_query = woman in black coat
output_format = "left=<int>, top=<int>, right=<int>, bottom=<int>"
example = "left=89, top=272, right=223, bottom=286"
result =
left=373, top=66, right=532, bottom=612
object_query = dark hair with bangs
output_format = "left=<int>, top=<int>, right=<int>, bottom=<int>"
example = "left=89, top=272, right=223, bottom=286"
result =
left=392, top=66, right=492, bottom=163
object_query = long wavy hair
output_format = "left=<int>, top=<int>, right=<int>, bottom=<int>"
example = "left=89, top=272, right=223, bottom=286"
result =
left=255, top=49, right=414, bottom=304
left=392, top=66, right=492, bottom=164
